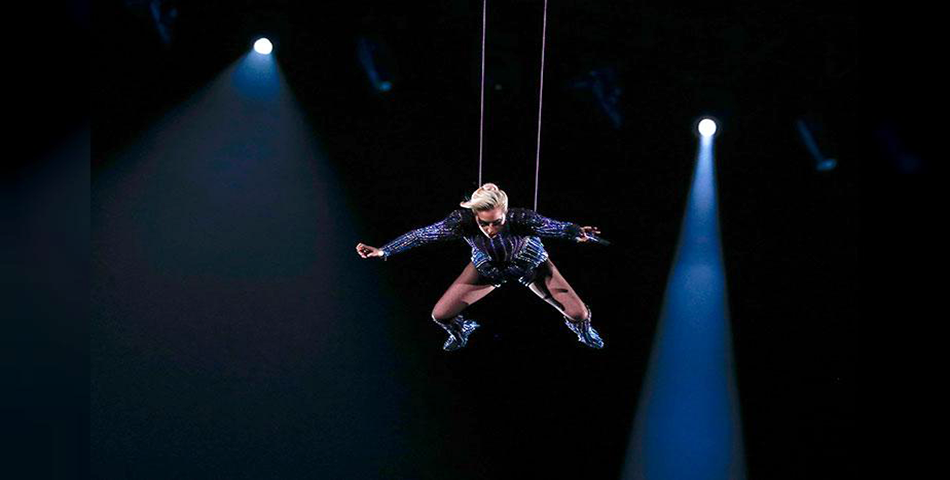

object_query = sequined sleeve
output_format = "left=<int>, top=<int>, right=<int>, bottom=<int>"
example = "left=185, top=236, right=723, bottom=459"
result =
left=379, top=210, right=465, bottom=259
left=512, top=208, right=584, bottom=241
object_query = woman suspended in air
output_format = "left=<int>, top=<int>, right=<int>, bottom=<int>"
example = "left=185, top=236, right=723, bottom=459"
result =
left=355, top=183, right=606, bottom=351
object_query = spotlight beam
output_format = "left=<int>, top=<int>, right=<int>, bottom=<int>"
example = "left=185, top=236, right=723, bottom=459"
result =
left=623, top=130, right=746, bottom=480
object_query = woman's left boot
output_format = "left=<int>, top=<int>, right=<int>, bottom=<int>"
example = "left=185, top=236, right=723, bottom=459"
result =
left=563, top=304, right=604, bottom=349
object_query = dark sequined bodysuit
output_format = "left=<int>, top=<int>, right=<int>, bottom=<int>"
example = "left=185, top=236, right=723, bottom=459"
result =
left=379, top=208, right=583, bottom=286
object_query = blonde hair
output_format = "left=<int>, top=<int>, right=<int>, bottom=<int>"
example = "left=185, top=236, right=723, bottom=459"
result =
left=460, top=183, right=508, bottom=212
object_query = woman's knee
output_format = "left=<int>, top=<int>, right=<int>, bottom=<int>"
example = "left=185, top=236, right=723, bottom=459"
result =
left=431, top=308, right=448, bottom=323
left=431, top=303, right=458, bottom=323
left=563, top=303, right=590, bottom=322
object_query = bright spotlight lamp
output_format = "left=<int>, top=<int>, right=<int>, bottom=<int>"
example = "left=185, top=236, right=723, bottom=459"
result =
left=698, top=118, right=718, bottom=137
left=253, top=38, right=273, bottom=55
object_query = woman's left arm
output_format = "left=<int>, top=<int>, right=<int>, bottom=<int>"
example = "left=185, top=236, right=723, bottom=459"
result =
left=576, top=225, right=603, bottom=243
left=515, top=209, right=600, bottom=243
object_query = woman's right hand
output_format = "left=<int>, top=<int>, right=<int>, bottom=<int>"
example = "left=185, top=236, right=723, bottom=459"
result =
left=356, top=243, right=385, bottom=259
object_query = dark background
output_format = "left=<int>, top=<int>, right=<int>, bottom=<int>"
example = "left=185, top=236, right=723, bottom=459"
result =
left=9, top=0, right=937, bottom=478
left=93, top=1, right=859, bottom=479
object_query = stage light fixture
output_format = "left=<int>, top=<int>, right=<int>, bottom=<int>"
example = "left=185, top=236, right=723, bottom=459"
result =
left=698, top=118, right=718, bottom=137
left=253, top=38, right=273, bottom=55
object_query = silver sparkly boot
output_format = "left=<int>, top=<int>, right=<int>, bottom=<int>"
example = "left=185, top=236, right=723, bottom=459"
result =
left=433, top=315, right=480, bottom=351
left=563, top=304, right=604, bottom=349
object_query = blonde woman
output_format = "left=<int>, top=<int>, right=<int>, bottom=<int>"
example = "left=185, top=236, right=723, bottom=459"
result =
left=356, top=183, right=606, bottom=351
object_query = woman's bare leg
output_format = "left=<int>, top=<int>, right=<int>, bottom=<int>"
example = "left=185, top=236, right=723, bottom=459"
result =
left=431, top=261, right=496, bottom=321
left=430, top=262, right=495, bottom=351
left=527, top=259, right=589, bottom=322
left=528, top=259, right=603, bottom=348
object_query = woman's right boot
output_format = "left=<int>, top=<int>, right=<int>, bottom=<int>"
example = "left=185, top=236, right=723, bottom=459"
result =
left=433, top=315, right=480, bottom=351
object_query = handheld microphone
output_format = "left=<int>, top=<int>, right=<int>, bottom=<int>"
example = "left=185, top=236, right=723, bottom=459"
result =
left=585, top=234, right=611, bottom=246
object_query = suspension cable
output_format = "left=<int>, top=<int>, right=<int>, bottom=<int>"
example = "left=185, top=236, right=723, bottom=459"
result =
left=478, top=0, right=549, bottom=212
left=533, top=0, right=548, bottom=211
left=478, top=0, right=487, bottom=186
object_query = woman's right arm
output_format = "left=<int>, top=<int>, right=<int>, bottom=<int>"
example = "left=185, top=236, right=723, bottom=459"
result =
left=356, top=210, right=465, bottom=261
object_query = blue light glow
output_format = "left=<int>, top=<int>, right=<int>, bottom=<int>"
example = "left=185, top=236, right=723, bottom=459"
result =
left=817, top=158, right=837, bottom=171
left=233, top=49, right=279, bottom=101
left=623, top=132, right=745, bottom=480
left=795, top=118, right=838, bottom=172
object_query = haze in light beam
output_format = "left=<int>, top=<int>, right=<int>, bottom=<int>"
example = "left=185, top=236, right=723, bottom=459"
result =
left=622, top=135, right=746, bottom=480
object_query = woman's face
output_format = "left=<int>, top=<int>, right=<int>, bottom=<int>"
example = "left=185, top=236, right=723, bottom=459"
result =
left=475, top=207, right=506, bottom=238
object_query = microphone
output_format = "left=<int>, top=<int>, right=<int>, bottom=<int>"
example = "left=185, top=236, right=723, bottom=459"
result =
left=584, top=233, right=611, bottom=246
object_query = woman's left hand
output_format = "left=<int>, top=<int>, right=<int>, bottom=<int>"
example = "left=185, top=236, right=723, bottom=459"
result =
left=577, top=226, right=601, bottom=242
